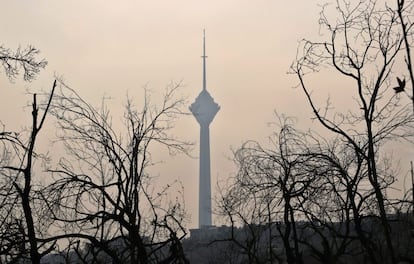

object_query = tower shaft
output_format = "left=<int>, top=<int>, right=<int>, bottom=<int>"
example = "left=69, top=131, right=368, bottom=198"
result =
left=199, top=125, right=212, bottom=227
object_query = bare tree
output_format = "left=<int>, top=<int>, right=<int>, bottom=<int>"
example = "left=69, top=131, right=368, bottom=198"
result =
left=396, top=0, right=414, bottom=111
left=0, top=39, right=51, bottom=263
left=217, top=118, right=412, bottom=263
left=0, top=45, right=47, bottom=82
left=291, top=0, right=414, bottom=262
left=0, top=81, right=57, bottom=264
left=396, top=0, right=414, bottom=217
left=296, top=135, right=387, bottom=263
left=217, top=116, right=316, bottom=264
left=43, top=81, right=190, bottom=263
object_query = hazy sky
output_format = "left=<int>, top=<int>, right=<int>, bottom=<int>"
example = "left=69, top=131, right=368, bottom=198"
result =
left=1, top=1, right=411, bottom=228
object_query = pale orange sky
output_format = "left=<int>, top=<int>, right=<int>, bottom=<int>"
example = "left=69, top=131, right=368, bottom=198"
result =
left=1, top=1, right=411, bottom=228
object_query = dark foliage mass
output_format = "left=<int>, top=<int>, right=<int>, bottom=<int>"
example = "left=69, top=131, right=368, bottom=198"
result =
left=0, top=0, right=413, bottom=263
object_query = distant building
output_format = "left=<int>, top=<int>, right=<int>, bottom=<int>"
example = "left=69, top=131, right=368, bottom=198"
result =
left=189, top=30, right=220, bottom=228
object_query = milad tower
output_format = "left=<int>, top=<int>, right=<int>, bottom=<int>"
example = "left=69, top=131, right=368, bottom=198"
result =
left=189, top=30, right=220, bottom=228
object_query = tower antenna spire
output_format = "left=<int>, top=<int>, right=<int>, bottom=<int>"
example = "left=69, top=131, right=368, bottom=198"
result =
left=202, top=29, right=207, bottom=91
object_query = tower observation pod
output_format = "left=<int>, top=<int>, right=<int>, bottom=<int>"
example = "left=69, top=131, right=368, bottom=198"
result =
left=189, top=30, right=220, bottom=228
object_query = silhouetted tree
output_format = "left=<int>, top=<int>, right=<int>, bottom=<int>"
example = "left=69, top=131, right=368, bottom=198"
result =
left=291, top=0, right=414, bottom=262
left=42, top=81, right=190, bottom=263
left=217, top=1, right=414, bottom=263
left=0, top=40, right=50, bottom=263
left=297, top=136, right=383, bottom=263
left=0, top=45, right=47, bottom=81
left=217, top=116, right=313, bottom=264
left=0, top=81, right=57, bottom=264
left=396, top=0, right=414, bottom=111
left=397, top=0, right=414, bottom=216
